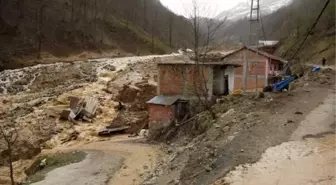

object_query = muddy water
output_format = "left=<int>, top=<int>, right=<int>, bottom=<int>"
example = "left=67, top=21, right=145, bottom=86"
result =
left=0, top=54, right=176, bottom=184
left=216, top=93, right=336, bottom=185
left=0, top=54, right=178, bottom=95
left=31, top=150, right=122, bottom=185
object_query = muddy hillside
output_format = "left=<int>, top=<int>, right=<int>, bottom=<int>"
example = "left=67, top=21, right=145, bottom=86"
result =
left=0, top=54, right=176, bottom=182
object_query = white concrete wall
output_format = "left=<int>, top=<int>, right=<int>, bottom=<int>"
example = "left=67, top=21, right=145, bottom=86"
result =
left=207, top=67, right=214, bottom=98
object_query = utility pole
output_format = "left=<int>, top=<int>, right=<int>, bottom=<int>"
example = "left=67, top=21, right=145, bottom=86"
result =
left=248, top=0, right=261, bottom=93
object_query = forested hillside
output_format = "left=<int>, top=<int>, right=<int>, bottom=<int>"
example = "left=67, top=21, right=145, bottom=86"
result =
left=220, top=0, right=335, bottom=64
left=0, top=0, right=192, bottom=70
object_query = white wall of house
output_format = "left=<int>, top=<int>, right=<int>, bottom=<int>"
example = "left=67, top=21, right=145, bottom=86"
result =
left=207, top=67, right=214, bottom=98
left=225, top=66, right=235, bottom=94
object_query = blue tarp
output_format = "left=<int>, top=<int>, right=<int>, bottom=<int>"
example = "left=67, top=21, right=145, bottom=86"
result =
left=312, top=66, right=321, bottom=72
left=273, top=76, right=297, bottom=92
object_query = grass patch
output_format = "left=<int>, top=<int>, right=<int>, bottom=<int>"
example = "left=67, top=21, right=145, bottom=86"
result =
left=24, top=151, right=87, bottom=184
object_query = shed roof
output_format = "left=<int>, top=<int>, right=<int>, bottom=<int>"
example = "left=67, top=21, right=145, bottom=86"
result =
left=147, top=95, right=181, bottom=106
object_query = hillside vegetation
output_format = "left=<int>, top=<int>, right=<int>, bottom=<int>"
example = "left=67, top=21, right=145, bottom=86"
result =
left=0, top=0, right=192, bottom=70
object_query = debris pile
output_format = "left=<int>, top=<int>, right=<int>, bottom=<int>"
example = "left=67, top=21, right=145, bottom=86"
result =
left=98, top=81, right=156, bottom=137
left=60, top=96, right=99, bottom=122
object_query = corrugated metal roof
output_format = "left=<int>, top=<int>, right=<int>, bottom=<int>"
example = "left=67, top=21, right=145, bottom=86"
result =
left=147, top=95, right=181, bottom=106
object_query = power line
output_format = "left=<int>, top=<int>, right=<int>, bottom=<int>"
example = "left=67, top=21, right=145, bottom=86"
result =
left=287, top=0, right=331, bottom=64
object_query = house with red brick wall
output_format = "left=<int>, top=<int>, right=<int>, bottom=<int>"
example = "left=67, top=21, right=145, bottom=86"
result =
left=221, top=46, right=287, bottom=92
left=147, top=47, right=287, bottom=127
left=156, top=58, right=241, bottom=98
left=147, top=57, right=241, bottom=127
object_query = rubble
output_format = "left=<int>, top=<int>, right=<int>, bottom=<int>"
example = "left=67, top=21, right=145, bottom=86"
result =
left=98, top=126, right=130, bottom=137
left=60, top=96, right=99, bottom=122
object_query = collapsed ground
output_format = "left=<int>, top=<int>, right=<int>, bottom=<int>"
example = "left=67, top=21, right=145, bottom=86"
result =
left=0, top=54, right=334, bottom=185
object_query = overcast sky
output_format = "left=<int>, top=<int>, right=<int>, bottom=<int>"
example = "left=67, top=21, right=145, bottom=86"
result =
left=160, top=0, right=247, bottom=17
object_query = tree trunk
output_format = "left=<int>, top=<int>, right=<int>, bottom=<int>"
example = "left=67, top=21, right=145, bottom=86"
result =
left=143, top=0, right=147, bottom=31
left=168, top=15, right=173, bottom=48
left=37, top=1, right=43, bottom=59
left=8, top=145, right=14, bottom=185
left=151, top=11, right=157, bottom=53
left=71, top=0, right=75, bottom=22
left=83, top=0, right=87, bottom=23
left=94, top=0, right=97, bottom=30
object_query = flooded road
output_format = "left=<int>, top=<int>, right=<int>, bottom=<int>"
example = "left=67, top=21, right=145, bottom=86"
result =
left=31, top=150, right=122, bottom=185
left=30, top=135, right=163, bottom=185
left=220, top=93, right=336, bottom=185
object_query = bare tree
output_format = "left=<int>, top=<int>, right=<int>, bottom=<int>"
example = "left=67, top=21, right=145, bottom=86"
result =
left=151, top=10, right=158, bottom=53
left=168, top=14, right=174, bottom=48
left=143, top=0, right=147, bottom=31
left=71, top=0, right=75, bottom=23
left=182, top=0, right=227, bottom=118
left=83, top=0, right=87, bottom=24
left=93, top=0, right=98, bottom=30
left=0, top=123, right=19, bottom=185
left=36, top=0, right=45, bottom=59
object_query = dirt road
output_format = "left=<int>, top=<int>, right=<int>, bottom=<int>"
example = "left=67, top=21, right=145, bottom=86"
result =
left=30, top=136, right=163, bottom=185
left=221, top=93, right=336, bottom=185
left=31, top=150, right=121, bottom=185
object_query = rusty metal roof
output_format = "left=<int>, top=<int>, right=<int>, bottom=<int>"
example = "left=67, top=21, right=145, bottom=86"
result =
left=146, top=95, right=181, bottom=106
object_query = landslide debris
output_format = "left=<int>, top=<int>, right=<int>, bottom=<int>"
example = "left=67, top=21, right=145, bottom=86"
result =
left=0, top=55, right=172, bottom=184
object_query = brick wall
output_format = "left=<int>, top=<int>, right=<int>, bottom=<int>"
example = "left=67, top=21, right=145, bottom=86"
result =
left=159, top=65, right=185, bottom=95
left=158, top=64, right=212, bottom=97
left=224, top=48, right=269, bottom=91
left=245, top=77, right=266, bottom=89
left=148, top=104, right=175, bottom=124
left=184, top=66, right=212, bottom=97
left=234, top=76, right=243, bottom=90
left=225, top=49, right=268, bottom=76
